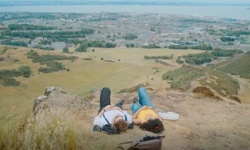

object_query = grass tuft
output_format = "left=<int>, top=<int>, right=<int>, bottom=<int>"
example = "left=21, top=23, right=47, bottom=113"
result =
left=229, top=95, right=241, bottom=103
left=192, top=86, right=222, bottom=100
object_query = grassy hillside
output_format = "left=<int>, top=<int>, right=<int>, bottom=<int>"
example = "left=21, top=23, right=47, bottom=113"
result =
left=162, top=65, right=240, bottom=98
left=0, top=45, right=250, bottom=149
left=214, top=52, right=250, bottom=79
left=0, top=46, right=204, bottom=111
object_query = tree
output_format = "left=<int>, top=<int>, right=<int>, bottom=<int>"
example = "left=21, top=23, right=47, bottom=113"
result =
left=75, top=43, right=87, bottom=52
left=105, top=42, right=116, bottom=48
left=63, top=47, right=69, bottom=53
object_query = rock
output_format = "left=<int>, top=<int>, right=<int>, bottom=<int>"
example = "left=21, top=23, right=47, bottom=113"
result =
left=33, top=95, right=48, bottom=115
left=33, top=87, right=92, bottom=115
left=44, top=87, right=61, bottom=96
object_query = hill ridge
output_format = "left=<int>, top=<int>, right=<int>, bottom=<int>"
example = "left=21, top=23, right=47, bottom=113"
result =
left=30, top=86, right=250, bottom=150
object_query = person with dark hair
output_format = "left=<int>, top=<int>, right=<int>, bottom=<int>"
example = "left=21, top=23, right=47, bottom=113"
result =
left=130, top=87, right=164, bottom=134
left=93, top=87, right=132, bottom=133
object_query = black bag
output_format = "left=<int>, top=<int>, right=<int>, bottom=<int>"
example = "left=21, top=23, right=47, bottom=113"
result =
left=102, top=124, right=120, bottom=134
left=117, top=135, right=165, bottom=150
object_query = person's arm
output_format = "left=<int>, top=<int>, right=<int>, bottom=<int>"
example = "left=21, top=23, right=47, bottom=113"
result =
left=109, top=106, right=123, bottom=112
left=96, top=109, right=105, bottom=118
left=132, top=118, right=141, bottom=125
left=96, top=105, right=113, bottom=118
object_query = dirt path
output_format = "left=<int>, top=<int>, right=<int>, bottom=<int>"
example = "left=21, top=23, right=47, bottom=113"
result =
left=236, top=77, right=250, bottom=104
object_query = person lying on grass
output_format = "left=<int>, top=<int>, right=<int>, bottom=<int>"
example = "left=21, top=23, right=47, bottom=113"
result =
left=130, top=87, right=164, bottom=134
left=93, top=87, right=132, bottom=133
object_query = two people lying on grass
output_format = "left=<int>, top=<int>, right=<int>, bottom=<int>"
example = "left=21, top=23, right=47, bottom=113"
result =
left=93, top=87, right=164, bottom=134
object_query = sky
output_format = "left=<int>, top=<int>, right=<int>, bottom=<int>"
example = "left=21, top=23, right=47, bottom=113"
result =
left=0, top=0, right=248, bottom=2
left=120, top=0, right=249, bottom=4
left=0, top=0, right=249, bottom=5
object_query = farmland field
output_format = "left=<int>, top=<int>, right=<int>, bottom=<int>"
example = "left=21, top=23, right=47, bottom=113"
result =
left=0, top=46, right=205, bottom=113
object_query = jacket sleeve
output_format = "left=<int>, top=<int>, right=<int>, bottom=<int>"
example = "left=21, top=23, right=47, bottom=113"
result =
left=93, top=116, right=105, bottom=127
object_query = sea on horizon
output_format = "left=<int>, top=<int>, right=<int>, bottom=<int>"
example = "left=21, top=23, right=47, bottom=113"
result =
left=0, top=5, right=250, bottom=20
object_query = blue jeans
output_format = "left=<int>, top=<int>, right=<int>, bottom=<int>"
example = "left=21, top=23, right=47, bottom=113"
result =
left=130, top=87, right=154, bottom=114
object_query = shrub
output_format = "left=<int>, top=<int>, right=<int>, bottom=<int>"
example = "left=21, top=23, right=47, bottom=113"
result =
left=144, top=55, right=171, bottom=60
left=38, top=61, right=65, bottom=73
left=19, top=66, right=32, bottom=78
left=2, top=78, right=20, bottom=86
left=123, top=34, right=138, bottom=40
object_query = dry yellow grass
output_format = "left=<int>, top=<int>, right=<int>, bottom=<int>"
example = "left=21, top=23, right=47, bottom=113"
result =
left=0, top=46, right=204, bottom=110
left=0, top=110, right=147, bottom=150
left=0, top=46, right=205, bottom=149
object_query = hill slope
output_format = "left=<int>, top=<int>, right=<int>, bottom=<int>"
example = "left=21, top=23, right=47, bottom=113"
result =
left=1, top=46, right=250, bottom=149
left=1, top=87, right=249, bottom=150
left=215, top=52, right=250, bottom=79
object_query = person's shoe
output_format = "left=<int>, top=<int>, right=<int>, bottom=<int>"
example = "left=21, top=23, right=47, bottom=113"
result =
left=133, top=97, right=139, bottom=104
left=93, top=125, right=102, bottom=132
left=117, top=99, right=125, bottom=106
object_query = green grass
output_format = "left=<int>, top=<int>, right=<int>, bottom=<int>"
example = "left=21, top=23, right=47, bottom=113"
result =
left=215, top=52, right=250, bottom=79
left=162, top=65, right=240, bottom=96
left=200, top=68, right=239, bottom=96
left=162, top=65, right=204, bottom=90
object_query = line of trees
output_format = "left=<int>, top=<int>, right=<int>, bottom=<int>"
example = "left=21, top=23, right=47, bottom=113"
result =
left=1, top=29, right=94, bottom=41
left=123, top=34, right=138, bottom=40
left=8, top=24, right=55, bottom=30
left=75, top=40, right=117, bottom=52
left=144, top=55, right=173, bottom=60
left=27, top=50, right=77, bottom=63
left=178, top=48, right=243, bottom=65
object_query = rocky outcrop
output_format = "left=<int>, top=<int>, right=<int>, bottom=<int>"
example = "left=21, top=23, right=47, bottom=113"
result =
left=33, top=87, right=94, bottom=115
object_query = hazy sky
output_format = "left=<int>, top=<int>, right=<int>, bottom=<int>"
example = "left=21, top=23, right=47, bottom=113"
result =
left=122, top=0, right=249, bottom=4
left=0, top=0, right=249, bottom=4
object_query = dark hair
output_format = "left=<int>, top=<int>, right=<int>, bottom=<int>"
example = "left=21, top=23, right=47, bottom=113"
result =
left=139, top=118, right=164, bottom=133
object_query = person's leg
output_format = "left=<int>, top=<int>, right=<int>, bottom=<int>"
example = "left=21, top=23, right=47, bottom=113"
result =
left=138, top=87, right=154, bottom=108
left=130, top=102, right=142, bottom=115
left=98, top=87, right=111, bottom=113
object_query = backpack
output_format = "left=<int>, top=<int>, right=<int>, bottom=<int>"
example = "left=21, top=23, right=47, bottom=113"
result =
left=102, top=124, right=120, bottom=134
left=117, top=135, right=165, bottom=150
